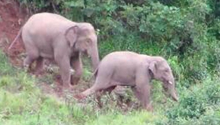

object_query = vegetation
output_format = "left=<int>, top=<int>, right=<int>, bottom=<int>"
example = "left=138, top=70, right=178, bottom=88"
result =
left=1, top=0, right=220, bottom=124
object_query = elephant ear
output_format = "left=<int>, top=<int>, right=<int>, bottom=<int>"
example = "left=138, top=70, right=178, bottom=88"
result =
left=149, top=61, right=157, bottom=77
left=65, top=26, right=79, bottom=48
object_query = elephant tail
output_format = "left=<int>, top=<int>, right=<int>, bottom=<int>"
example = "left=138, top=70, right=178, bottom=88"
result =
left=8, top=27, right=22, bottom=50
left=89, top=67, right=99, bottom=81
left=94, top=68, right=98, bottom=78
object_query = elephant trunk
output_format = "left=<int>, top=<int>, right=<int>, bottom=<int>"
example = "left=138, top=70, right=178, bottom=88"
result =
left=89, top=45, right=100, bottom=71
left=164, top=77, right=178, bottom=102
left=170, top=88, right=179, bottom=101
left=169, top=79, right=178, bottom=101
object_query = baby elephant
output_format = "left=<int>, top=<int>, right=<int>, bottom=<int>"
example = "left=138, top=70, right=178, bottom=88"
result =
left=77, top=51, right=178, bottom=110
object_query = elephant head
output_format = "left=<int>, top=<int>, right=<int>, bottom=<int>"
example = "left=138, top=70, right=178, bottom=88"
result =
left=149, top=57, right=178, bottom=101
left=65, top=23, right=100, bottom=70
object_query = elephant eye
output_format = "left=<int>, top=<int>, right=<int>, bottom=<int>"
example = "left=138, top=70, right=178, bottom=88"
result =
left=164, top=69, right=169, bottom=73
left=87, top=39, right=92, bottom=45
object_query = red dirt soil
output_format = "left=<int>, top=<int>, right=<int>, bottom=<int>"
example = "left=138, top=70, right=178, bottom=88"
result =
left=0, top=0, right=26, bottom=66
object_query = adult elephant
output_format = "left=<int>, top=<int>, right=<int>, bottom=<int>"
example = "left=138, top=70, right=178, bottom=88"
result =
left=8, top=12, right=100, bottom=87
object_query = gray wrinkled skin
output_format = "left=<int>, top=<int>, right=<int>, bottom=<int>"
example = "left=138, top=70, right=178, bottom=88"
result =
left=11, top=12, right=100, bottom=87
left=80, top=51, right=178, bottom=110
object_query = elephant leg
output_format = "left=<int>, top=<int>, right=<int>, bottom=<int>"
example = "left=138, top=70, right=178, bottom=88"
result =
left=70, top=55, right=83, bottom=85
left=113, top=86, right=128, bottom=107
left=81, top=77, right=114, bottom=97
left=23, top=39, right=39, bottom=70
left=34, top=57, right=44, bottom=75
left=23, top=50, right=39, bottom=72
left=133, top=68, right=153, bottom=111
left=77, top=76, right=114, bottom=101
left=23, top=56, right=34, bottom=70
left=132, top=82, right=152, bottom=111
left=55, top=55, right=71, bottom=88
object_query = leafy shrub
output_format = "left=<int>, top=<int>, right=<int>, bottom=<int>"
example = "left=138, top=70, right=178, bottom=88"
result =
left=165, top=76, right=220, bottom=124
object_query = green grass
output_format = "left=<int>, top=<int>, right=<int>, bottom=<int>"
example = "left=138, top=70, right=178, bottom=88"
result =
left=1, top=49, right=220, bottom=125
left=85, top=111, right=166, bottom=125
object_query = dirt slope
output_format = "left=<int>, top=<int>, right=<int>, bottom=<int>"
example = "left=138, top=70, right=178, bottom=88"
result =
left=0, top=0, right=76, bottom=98
left=0, top=0, right=26, bottom=66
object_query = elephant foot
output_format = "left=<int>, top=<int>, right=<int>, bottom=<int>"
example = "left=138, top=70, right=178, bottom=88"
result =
left=71, top=77, right=80, bottom=85
left=146, top=104, right=154, bottom=112
left=60, top=80, right=74, bottom=90
left=74, top=93, right=86, bottom=100
left=63, top=83, right=74, bottom=89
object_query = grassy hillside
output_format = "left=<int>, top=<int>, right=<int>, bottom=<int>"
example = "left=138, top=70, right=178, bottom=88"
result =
left=0, top=50, right=158, bottom=124
left=1, top=49, right=220, bottom=124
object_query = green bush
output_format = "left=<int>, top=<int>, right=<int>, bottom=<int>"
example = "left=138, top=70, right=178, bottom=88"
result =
left=165, top=76, right=220, bottom=124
